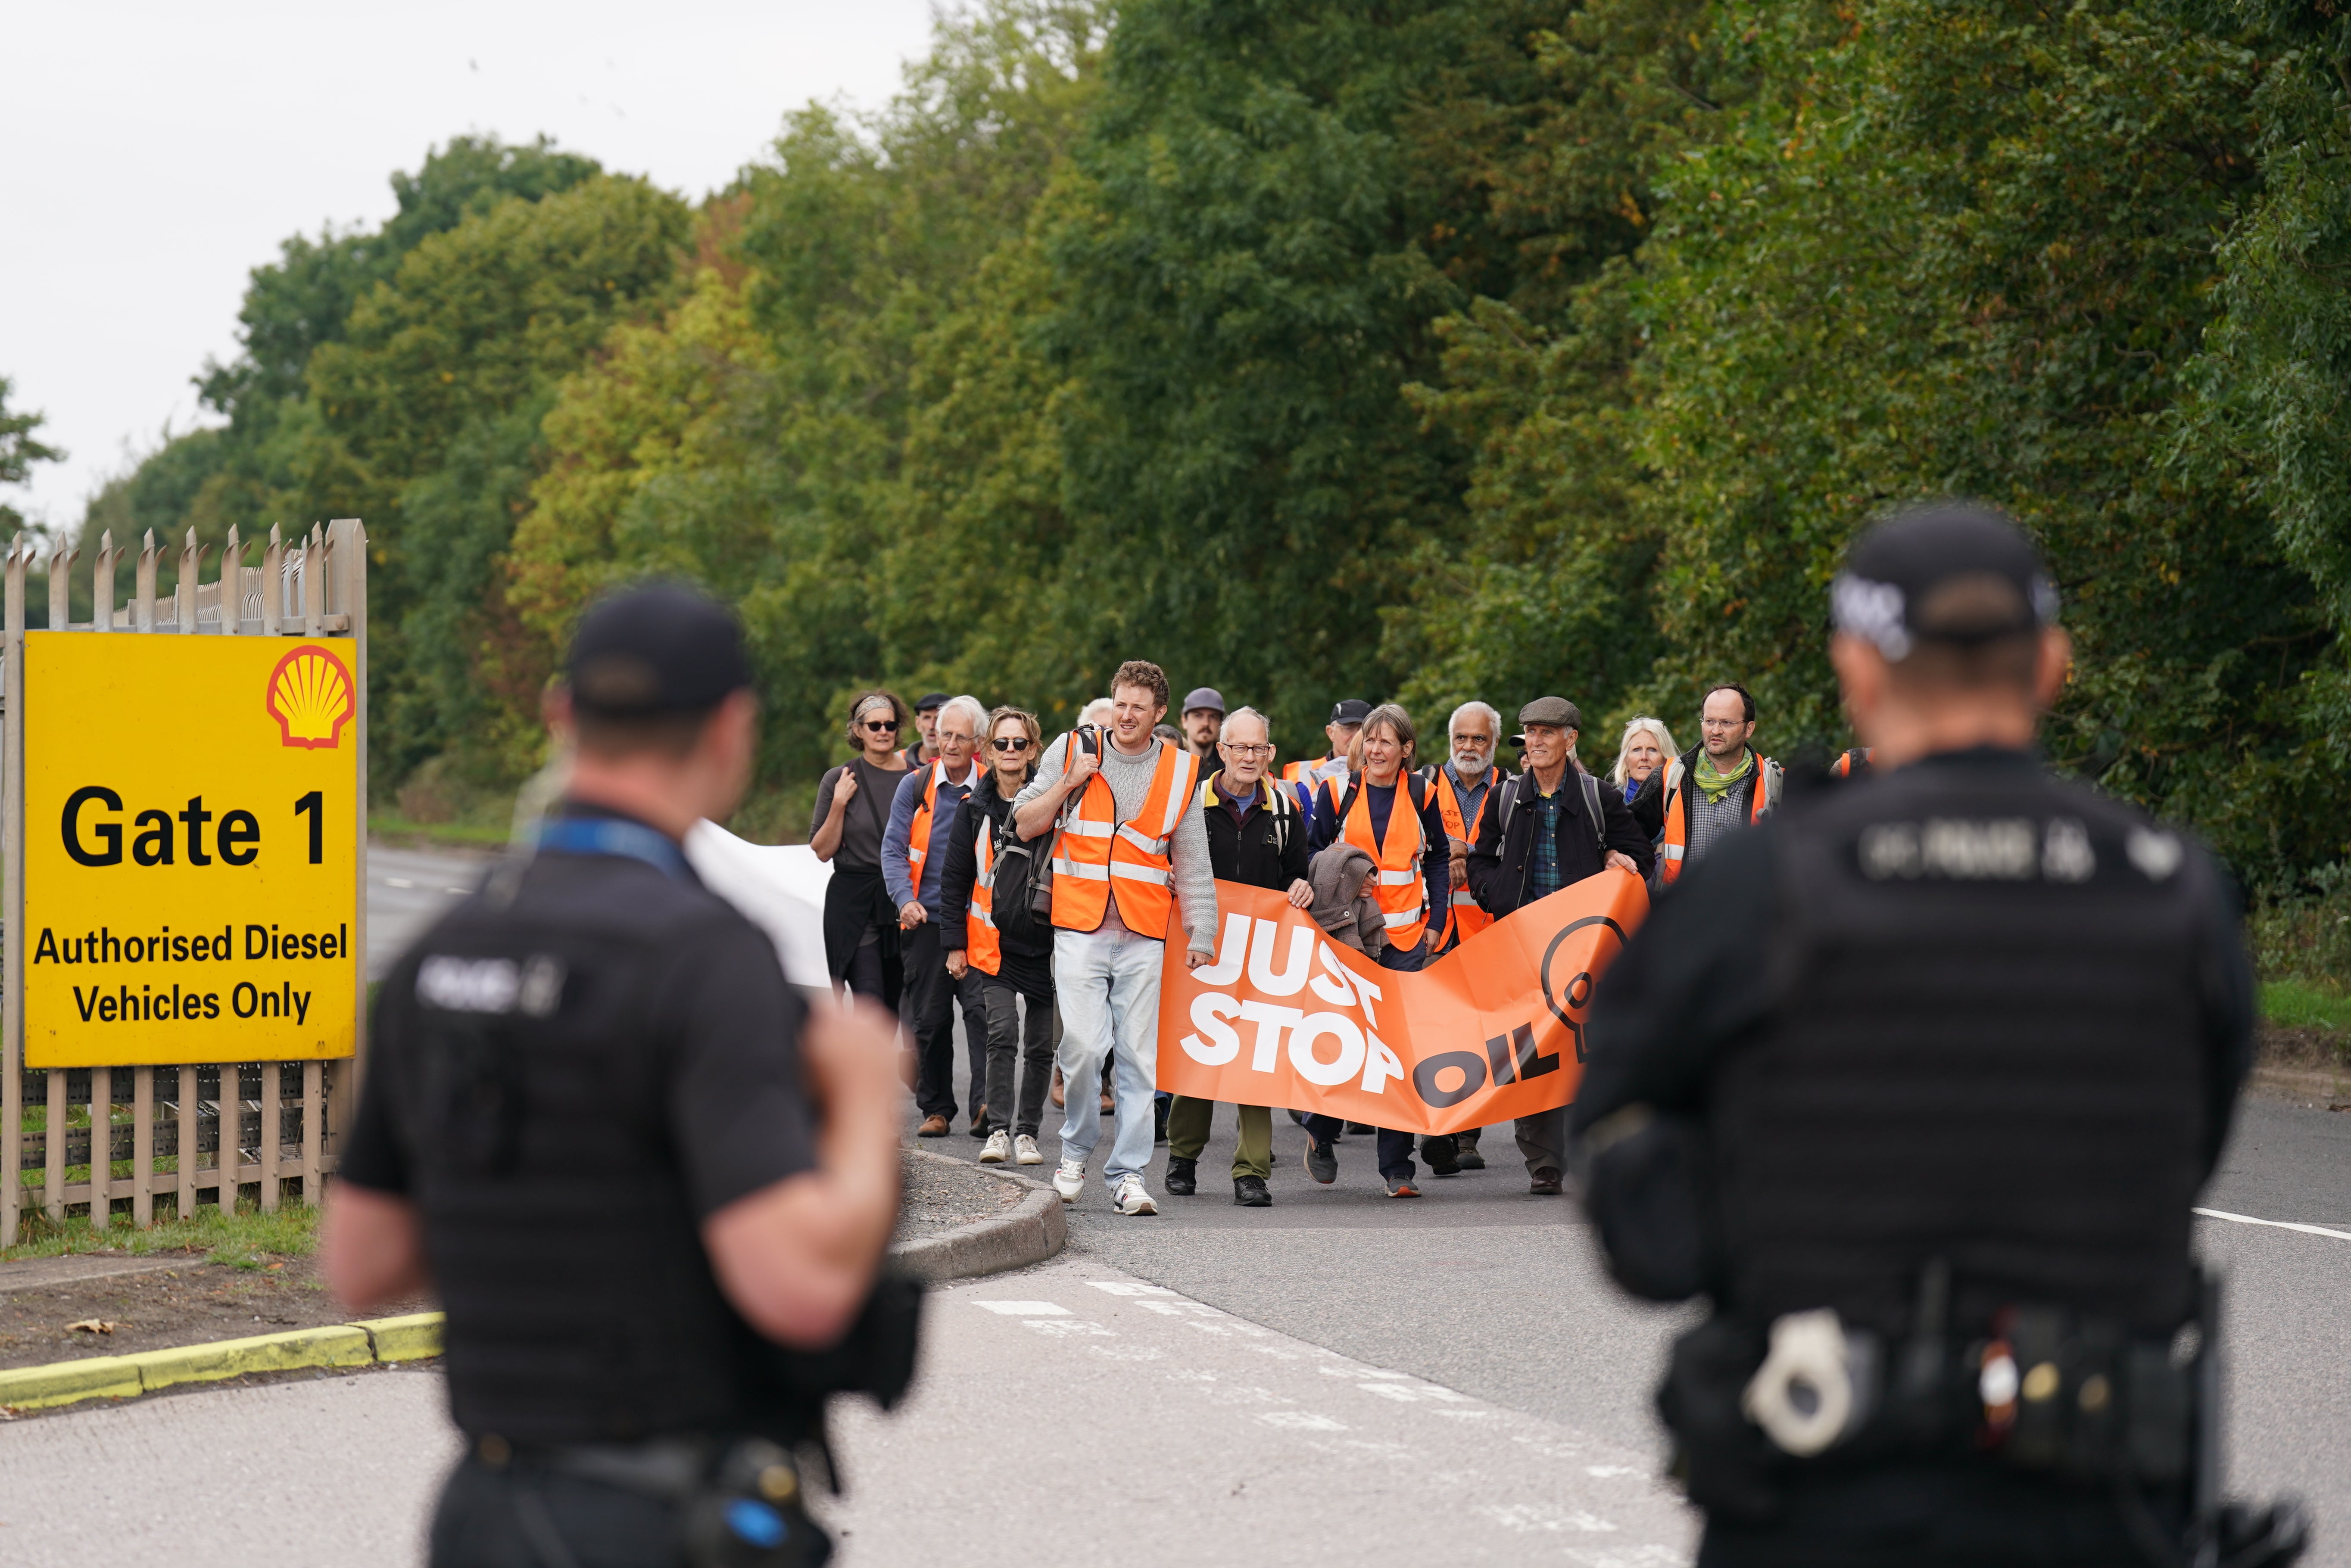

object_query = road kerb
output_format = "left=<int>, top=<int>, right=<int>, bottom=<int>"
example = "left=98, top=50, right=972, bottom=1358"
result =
left=891, top=1151, right=1067, bottom=1282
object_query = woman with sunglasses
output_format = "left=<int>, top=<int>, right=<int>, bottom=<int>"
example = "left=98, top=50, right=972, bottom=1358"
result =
left=812, top=690, right=913, bottom=1006
left=938, top=707, right=1056, bottom=1165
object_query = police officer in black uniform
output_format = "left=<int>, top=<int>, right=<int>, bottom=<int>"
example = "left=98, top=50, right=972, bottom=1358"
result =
left=322, top=585, right=906, bottom=1568
left=1571, top=506, right=2305, bottom=1567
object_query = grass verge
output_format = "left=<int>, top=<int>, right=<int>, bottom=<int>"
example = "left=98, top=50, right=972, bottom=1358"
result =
left=1, top=1200, right=316, bottom=1269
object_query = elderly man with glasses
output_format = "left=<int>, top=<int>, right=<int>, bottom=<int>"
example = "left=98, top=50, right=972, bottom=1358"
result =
left=884, top=694, right=992, bottom=1137
left=1163, top=706, right=1311, bottom=1207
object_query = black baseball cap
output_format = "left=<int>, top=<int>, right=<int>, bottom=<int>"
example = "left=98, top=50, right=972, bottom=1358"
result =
left=1182, top=687, right=1226, bottom=716
left=1833, top=503, right=2057, bottom=660
left=566, top=583, right=752, bottom=716
left=1329, top=699, right=1371, bottom=725
left=913, top=692, right=951, bottom=713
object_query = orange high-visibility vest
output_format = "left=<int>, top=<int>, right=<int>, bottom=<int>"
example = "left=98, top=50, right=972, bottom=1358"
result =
left=1049, top=736, right=1200, bottom=937
left=904, top=759, right=975, bottom=886
left=1338, top=773, right=1429, bottom=953
left=967, top=815, right=1003, bottom=976
left=1431, top=768, right=1494, bottom=946
left=1658, top=753, right=1779, bottom=885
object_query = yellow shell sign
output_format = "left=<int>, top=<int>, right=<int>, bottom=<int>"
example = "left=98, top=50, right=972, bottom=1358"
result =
left=21, top=632, right=360, bottom=1067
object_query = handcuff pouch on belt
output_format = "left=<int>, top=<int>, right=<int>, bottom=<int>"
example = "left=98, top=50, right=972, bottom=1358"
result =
left=1662, top=1258, right=2207, bottom=1522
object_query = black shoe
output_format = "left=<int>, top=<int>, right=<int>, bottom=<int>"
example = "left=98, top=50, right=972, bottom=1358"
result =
left=1234, top=1176, right=1272, bottom=1207
left=1164, top=1156, right=1197, bottom=1196
left=1345, top=1121, right=1376, bottom=1135
left=1154, top=1101, right=1170, bottom=1144
left=1456, top=1143, right=1486, bottom=1170
left=967, top=1105, right=990, bottom=1138
left=1529, top=1167, right=1564, bottom=1196
left=1303, top=1139, right=1338, bottom=1185
left=1422, top=1135, right=1460, bottom=1177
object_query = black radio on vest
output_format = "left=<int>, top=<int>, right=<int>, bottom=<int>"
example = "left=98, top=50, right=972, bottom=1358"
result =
left=334, top=586, right=916, bottom=1568
left=1571, top=506, right=2306, bottom=1568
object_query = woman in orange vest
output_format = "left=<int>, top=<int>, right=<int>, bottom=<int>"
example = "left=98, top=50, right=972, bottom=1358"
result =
left=940, top=707, right=1056, bottom=1169
left=1300, top=703, right=1451, bottom=1198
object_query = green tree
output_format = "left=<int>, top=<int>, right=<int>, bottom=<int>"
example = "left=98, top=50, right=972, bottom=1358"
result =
left=0, top=375, right=63, bottom=535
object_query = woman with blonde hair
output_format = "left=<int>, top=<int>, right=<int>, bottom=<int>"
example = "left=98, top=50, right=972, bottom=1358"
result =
left=1610, top=716, right=1679, bottom=803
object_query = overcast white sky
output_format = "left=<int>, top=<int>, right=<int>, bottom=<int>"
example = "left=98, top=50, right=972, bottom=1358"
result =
left=0, top=1, right=940, bottom=531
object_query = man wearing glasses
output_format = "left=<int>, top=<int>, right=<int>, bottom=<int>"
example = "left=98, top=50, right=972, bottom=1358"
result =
left=1638, top=682, right=1784, bottom=887
left=1164, top=706, right=1311, bottom=1207
left=884, top=695, right=992, bottom=1137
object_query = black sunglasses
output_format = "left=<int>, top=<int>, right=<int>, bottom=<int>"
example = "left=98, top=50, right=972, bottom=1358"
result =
left=860, top=718, right=901, bottom=733
left=991, top=737, right=1033, bottom=753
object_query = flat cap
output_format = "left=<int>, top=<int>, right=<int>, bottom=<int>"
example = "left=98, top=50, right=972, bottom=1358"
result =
left=913, top=692, right=951, bottom=712
left=1182, top=687, right=1227, bottom=716
left=1518, top=696, right=1581, bottom=729
left=1329, top=698, right=1372, bottom=725
left=566, top=583, right=752, bottom=716
left=1833, top=502, right=2056, bottom=661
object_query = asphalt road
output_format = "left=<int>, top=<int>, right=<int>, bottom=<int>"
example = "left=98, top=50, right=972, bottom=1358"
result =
left=365, top=843, right=488, bottom=980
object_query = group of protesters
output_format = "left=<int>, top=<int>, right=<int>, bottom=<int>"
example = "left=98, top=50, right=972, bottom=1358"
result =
left=810, top=661, right=1795, bottom=1214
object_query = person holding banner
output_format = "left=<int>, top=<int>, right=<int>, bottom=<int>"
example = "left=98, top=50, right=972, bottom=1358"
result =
left=1165, top=705, right=1312, bottom=1207
left=1420, top=700, right=1505, bottom=1173
left=1013, top=661, right=1217, bottom=1218
left=1300, top=703, right=1451, bottom=1198
left=1466, top=697, right=1651, bottom=1194
left=1572, top=505, right=2307, bottom=1568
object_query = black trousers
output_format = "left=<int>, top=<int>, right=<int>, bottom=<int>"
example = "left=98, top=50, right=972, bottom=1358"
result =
left=430, top=1456, right=681, bottom=1568
left=1302, top=936, right=1427, bottom=1181
left=979, top=970, right=1056, bottom=1136
left=903, top=921, right=987, bottom=1121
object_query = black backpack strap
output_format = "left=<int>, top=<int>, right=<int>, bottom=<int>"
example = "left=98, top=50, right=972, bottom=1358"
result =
left=1579, top=769, right=1606, bottom=858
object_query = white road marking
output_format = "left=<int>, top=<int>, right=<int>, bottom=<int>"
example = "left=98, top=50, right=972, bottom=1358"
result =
left=1258, top=1411, right=1347, bottom=1431
left=973, top=1300, right=1069, bottom=1315
left=1085, top=1281, right=1176, bottom=1296
left=385, top=877, right=415, bottom=888
left=2194, top=1207, right=2351, bottom=1243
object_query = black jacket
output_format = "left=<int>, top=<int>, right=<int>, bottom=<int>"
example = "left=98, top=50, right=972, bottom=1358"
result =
left=937, top=773, right=1049, bottom=959
left=1200, top=771, right=1310, bottom=893
left=1468, top=763, right=1654, bottom=918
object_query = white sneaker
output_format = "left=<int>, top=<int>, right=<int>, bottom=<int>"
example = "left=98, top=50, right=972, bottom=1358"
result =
left=1052, top=1157, right=1086, bottom=1203
left=1113, top=1174, right=1158, bottom=1216
left=978, top=1130, right=1010, bottom=1165
left=1013, top=1134, right=1044, bottom=1166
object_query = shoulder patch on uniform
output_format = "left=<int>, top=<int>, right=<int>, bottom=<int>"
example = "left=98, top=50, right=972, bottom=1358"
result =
left=2041, top=817, right=2095, bottom=884
left=2126, top=827, right=2183, bottom=882
left=418, top=954, right=567, bottom=1017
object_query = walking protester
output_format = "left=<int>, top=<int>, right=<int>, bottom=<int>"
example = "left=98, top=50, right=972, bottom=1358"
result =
left=1465, top=697, right=1653, bottom=1195
left=884, top=695, right=991, bottom=1138
left=1610, top=716, right=1680, bottom=865
left=901, top=691, right=949, bottom=768
left=1166, top=706, right=1310, bottom=1208
left=811, top=691, right=913, bottom=1007
left=1180, top=687, right=1225, bottom=762
left=939, top=707, right=1056, bottom=1168
left=1634, top=682, right=1784, bottom=887
left=1013, top=660, right=1217, bottom=1217
left=1282, top=697, right=1369, bottom=820
left=1419, top=700, right=1504, bottom=1172
left=1300, top=703, right=1451, bottom=1198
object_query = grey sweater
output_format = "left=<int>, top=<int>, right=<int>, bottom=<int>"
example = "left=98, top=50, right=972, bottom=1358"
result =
left=1013, top=733, right=1217, bottom=953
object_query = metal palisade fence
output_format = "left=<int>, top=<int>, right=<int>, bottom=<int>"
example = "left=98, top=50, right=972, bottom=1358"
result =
left=0, top=520, right=368, bottom=1245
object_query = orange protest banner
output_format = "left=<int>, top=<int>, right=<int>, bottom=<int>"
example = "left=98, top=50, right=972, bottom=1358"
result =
left=1156, top=869, right=1649, bottom=1135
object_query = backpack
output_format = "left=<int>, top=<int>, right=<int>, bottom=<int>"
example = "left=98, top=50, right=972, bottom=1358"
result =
left=980, top=803, right=1048, bottom=948
left=1495, top=767, right=1608, bottom=862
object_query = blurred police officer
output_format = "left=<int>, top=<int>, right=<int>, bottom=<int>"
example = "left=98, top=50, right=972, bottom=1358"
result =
left=322, top=584, right=904, bottom=1568
left=1573, top=505, right=2304, bottom=1567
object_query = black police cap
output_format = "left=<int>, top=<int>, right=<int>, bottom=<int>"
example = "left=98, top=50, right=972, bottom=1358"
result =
left=1832, top=502, right=2057, bottom=661
left=565, top=583, right=753, bottom=716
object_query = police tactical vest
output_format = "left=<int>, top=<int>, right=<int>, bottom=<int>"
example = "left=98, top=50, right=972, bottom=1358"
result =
left=1714, top=758, right=2215, bottom=1343
left=380, top=853, right=814, bottom=1446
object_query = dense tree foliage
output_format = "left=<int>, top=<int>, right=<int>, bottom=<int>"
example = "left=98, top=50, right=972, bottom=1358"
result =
left=0, top=376, right=62, bottom=535
left=78, top=0, right=2351, bottom=875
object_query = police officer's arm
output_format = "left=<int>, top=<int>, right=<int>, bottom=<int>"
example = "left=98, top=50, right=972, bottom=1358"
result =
left=1465, top=780, right=1509, bottom=915
left=879, top=768, right=926, bottom=927
left=1597, top=784, right=1654, bottom=879
left=667, top=919, right=902, bottom=1349
left=938, top=805, right=980, bottom=975
left=1570, top=826, right=1780, bottom=1136
left=321, top=978, right=431, bottom=1312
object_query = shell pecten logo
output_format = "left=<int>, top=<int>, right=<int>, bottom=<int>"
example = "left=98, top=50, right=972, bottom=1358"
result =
left=265, top=644, right=355, bottom=750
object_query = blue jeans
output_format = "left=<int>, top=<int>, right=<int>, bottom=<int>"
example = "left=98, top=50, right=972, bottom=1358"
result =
left=1052, top=924, right=1164, bottom=1184
left=1306, top=937, right=1425, bottom=1180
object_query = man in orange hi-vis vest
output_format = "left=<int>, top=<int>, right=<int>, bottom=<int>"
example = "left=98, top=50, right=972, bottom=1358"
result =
left=1012, top=660, right=1218, bottom=1218
left=882, top=695, right=990, bottom=1139
left=1417, top=698, right=1505, bottom=1175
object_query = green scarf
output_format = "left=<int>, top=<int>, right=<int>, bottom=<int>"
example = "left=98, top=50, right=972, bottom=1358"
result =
left=1693, top=747, right=1754, bottom=806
